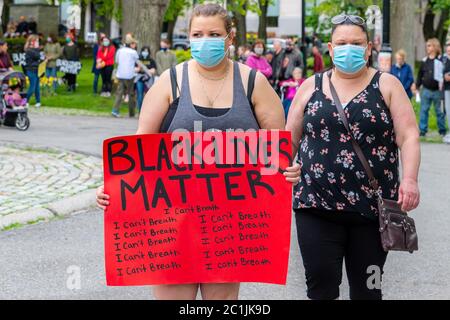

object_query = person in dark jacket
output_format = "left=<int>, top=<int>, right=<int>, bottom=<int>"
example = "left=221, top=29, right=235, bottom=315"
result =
left=391, top=49, right=414, bottom=99
left=62, top=33, right=80, bottom=92
left=16, top=16, right=29, bottom=36
left=135, top=46, right=156, bottom=112
left=24, top=34, right=41, bottom=107
left=414, top=38, right=447, bottom=137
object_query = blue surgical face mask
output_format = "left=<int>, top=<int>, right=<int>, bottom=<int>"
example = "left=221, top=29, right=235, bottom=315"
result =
left=332, top=44, right=368, bottom=74
left=190, top=34, right=229, bottom=68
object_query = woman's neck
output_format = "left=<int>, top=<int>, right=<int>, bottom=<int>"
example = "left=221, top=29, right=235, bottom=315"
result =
left=333, top=67, right=369, bottom=82
left=195, top=58, right=230, bottom=76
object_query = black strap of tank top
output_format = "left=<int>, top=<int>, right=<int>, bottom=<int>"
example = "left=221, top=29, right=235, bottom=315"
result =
left=327, top=70, right=380, bottom=192
left=170, top=66, right=180, bottom=101
left=247, top=69, right=257, bottom=110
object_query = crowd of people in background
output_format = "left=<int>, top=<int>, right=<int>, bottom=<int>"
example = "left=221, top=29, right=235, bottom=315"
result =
left=4, top=16, right=38, bottom=38
left=0, top=24, right=449, bottom=143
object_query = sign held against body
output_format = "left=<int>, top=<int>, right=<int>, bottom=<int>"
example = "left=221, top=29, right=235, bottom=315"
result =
left=103, top=131, right=293, bottom=286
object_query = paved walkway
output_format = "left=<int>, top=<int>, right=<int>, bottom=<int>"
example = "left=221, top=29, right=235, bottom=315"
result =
left=0, top=143, right=102, bottom=228
left=1, top=112, right=449, bottom=299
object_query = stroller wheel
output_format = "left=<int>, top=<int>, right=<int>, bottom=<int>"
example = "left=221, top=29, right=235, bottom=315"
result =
left=15, top=113, right=30, bottom=131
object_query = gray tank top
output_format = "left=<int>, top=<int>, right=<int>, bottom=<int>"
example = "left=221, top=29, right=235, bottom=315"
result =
left=166, top=61, right=260, bottom=132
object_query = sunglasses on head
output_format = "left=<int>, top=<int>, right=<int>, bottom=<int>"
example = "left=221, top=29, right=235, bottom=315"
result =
left=331, top=14, right=366, bottom=26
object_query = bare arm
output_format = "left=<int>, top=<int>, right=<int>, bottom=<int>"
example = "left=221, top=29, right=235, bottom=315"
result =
left=252, top=71, right=285, bottom=130
left=285, top=76, right=316, bottom=156
left=380, top=73, right=421, bottom=211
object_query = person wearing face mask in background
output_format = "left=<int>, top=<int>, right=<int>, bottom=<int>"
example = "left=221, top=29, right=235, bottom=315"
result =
left=112, top=36, right=139, bottom=118
left=44, top=34, right=62, bottom=93
left=96, top=3, right=301, bottom=300
left=24, top=34, right=41, bottom=107
left=287, top=14, right=420, bottom=300
left=92, top=32, right=106, bottom=94
left=245, top=39, right=272, bottom=79
left=135, top=46, right=157, bottom=112
left=280, top=39, right=305, bottom=82
left=62, top=33, right=79, bottom=92
left=390, top=49, right=414, bottom=100
left=155, top=39, right=177, bottom=76
left=97, top=36, right=116, bottom=97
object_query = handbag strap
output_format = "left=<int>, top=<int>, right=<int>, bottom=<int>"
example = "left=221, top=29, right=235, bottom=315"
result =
left=327, top=70, right=381, bottom=194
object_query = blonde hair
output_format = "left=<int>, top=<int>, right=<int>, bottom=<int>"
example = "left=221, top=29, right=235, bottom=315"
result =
left=396, top=49, right=407, bottom=60
left=427, top=38, right=442, bottom=56
left=24, top=34, right=39, bottom=50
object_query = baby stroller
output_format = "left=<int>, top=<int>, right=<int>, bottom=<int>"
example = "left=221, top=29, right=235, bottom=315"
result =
left=0, top=70, right=30, bottom=131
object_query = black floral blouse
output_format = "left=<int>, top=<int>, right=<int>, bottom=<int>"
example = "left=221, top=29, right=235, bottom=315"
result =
left=293, top=71, right=400, bottom=220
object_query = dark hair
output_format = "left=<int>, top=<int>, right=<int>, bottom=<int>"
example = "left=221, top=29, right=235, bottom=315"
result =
left=331, top=20, right=370, bottom=42
left=48, top=33, right=57, bottom=43
left=252, top=39, right=266, bottom=52
left=190, top=4, right=232, bottom=34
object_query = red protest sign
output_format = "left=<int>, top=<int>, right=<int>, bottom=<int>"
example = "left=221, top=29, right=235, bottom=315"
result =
left=103, top=131, right=292, bottom=286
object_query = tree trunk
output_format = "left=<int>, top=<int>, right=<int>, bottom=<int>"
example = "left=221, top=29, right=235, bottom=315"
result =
left=258, top=0, right=268, bottom=41
left=167, top=16, right=177, bottom=46
left=436, top=8, right=449, bottom=49
left=80, top=2, right=86, bottom=41
left=423, top=0, right=435, bottom=40
left=122, top=0, right=169, bottom=57
left=234, top=8, right=247, bottom=48
left=391, top=0, right=416, bottom=68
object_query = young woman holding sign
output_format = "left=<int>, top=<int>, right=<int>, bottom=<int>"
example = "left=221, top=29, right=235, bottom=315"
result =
left=286, top=15, right=420, bottom=300
left=97, top=3, right=300, bottom=300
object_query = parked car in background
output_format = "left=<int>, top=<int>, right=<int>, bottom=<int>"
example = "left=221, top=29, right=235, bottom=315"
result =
left=161, top=33, right=190, bottom=50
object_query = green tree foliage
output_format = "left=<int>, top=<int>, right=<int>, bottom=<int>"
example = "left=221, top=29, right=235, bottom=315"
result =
left=306, top=0, right=381, bottom=42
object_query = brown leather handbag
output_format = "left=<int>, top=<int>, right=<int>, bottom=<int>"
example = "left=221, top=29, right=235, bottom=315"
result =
left=328, top=70, right=418, bottom=253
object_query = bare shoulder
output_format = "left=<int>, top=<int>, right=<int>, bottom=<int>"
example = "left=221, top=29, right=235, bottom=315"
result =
left=379, top=70, right=401, bottom=86
left=378, top=70, right=403, bottom=106
left=237, top=61, right=254, bottom=84
left=296, top=75, right=317, bottom=102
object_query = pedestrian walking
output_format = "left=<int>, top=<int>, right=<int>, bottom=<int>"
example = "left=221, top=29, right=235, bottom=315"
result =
left=97, top=36, right=116, bottom=97
left=155, top=39, right=177, bottom=76
left=391, top=49, right=414, bottom=99
left=286, top=14, right=421, bottom=300
left=24, top=34, right=41, bottom=107
left=96, top=3, right=300, bottom=301
left=414, top=38, right=447, bottom=137
left=112, top=35, right=139, bottom=118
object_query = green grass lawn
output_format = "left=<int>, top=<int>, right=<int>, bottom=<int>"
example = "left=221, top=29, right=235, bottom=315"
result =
left=16, top=58, right=118, bottom=114
left=16, top=57, right=445, bottom=141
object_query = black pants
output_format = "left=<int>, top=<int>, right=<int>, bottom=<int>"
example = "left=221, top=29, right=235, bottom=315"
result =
left=65, top=73, right=77, bottom=91
left=101, top=65, right=114, bottom=93
left=295, top=208, right=388, bottom=300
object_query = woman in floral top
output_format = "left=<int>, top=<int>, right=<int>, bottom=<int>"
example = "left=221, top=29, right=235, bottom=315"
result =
left=286, top=15, right=420, bottom=300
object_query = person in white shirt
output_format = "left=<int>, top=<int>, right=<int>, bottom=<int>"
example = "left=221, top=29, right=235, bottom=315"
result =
left=112, top=36, right=139, bottom=118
